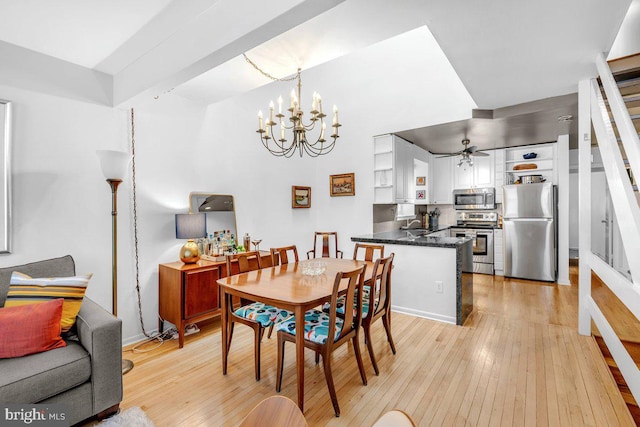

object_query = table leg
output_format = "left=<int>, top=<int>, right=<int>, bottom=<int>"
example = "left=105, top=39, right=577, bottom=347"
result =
left=294, top=305, right=305, bottom=412
left=221, top=290, right=228, bottom=375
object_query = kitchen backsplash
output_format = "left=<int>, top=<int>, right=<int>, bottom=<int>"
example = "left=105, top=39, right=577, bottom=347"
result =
left=373, top=203, right=503, bottom=232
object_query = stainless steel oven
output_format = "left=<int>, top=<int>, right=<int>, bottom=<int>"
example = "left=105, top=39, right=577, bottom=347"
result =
left=450, top=211, right=497, bottom=275
left=453, top=187, right=496, bottom=210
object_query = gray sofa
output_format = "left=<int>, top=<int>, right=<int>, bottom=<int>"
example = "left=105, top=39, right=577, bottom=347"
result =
left=0, top=255, right=123, bottom=425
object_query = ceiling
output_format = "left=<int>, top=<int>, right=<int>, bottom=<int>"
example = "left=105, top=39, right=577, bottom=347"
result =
left=0, top=0, right=634, bottom=150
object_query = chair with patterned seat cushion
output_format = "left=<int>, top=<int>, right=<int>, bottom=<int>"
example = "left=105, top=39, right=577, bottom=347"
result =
left=266, top=245, right=299, bottom=339
left=352, top=243, right=384, bottom=262
left=320, top=254, right=395, bottom=375
left=270, top=245, right=299, bottom=266
left=362, top=253, right=395, bottom=375
left=276, top=265, right=367, bottom=417
left=225, top=251, right=292, bottom=381
left=306, top=232, right=343, bottom=259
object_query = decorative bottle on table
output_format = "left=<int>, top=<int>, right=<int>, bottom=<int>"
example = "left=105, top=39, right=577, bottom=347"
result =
left=243, top=233, right=251, bottom=253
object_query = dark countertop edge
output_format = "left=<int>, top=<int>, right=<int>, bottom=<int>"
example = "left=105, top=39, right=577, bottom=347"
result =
left=351, top=234, right=470, bottom=249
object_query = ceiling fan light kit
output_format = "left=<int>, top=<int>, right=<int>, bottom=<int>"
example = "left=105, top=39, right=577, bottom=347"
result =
left=452, top=138, right=489, bottom=167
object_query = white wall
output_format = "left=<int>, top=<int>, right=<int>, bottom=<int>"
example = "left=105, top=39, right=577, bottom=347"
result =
left=0, top=83, right=128, bottom=322
left=1, top=26, right=476, bottom=344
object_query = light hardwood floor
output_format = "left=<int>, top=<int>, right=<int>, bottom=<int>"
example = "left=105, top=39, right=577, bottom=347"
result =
left=105, top=270, right=634, bottom=426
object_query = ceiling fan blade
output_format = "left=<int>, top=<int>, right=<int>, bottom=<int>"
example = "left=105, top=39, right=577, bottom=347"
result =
left=466, top=145, right=478, bottom=153
left=430, top=149, right=464, bottom=156
left=471, top=150, right=489, bottom=157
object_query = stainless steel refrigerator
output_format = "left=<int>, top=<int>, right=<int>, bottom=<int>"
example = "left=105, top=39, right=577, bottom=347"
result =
left=503, top=183, right=557, bottom=282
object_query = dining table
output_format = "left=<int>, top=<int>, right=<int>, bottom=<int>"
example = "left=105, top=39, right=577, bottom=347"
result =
left=217, top=257, right=371, bottom=412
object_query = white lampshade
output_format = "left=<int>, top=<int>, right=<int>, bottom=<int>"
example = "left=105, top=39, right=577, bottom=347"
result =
left=97, top=150, right=132, bottom=180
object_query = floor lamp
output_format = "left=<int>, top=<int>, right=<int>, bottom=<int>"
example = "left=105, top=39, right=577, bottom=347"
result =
left=97, top=149, right=134, bottom=375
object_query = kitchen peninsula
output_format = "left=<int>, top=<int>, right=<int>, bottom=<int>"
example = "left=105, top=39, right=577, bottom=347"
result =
left=352, top=229, right=473, bottom=325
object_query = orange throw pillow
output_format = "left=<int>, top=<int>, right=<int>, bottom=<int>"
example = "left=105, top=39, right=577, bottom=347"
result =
left=0, top=298, right=66, bottom=358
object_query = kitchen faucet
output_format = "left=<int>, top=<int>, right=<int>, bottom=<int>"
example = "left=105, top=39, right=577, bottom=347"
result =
left=400, top=218, right=422, bottom=230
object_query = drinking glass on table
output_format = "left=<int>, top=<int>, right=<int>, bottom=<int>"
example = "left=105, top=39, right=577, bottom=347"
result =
left=251, top=239, right=262, bottom=252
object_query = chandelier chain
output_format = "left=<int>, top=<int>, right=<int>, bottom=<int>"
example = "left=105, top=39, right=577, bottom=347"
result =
left=242, top=53, right=300, bottom=82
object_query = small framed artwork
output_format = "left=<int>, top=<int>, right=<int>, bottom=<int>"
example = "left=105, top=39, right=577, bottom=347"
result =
left=330, top=173, right=355, bottom=197
left=292, top=186, right=311, bottom=208
left=416, top=176, right=426, bottom=186
left=416, top=190, right=426, bottom=200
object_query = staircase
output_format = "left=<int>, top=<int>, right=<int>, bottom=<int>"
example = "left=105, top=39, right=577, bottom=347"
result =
left=606, top=53, right=640, bottom=192
left=595, top=336, right=640, bottom=425
left=590, top=52, right=640, bottom=426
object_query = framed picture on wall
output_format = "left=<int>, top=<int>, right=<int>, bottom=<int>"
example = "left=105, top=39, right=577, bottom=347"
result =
left=416, top=190, right=426, bottom=200
left=416, top=176, right=426, bottom=186
left=330, top=173, right=355, bottom=196
left=292, top=186, right=311, bottom=208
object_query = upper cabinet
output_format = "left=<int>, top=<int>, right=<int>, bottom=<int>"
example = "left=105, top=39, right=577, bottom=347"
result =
left=430, top=156, right=453, bottom=204
left=374, top=134, right=428, bottom=204
left=453, top=151, right=495, bottom=190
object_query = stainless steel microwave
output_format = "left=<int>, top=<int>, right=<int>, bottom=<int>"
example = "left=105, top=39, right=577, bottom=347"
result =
left=453, top=187, right=496, bottom=210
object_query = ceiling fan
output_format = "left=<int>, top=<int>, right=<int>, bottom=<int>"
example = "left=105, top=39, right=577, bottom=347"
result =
left=445, top=139, right=488, bottom=167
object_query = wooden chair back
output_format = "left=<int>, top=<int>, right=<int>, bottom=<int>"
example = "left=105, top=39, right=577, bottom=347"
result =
left=307, top=232, right=343, bottom=259
left=270, top=245, right=299, bottom=266
left=226, top=251, right=262, bottom=275
left=327, top=265, right=366, bottom=346
left=372, top=409, right=417, bottom=427
left=239, top=395, right=308, bottom=427
left=352, top=243, right=385, bottom=262
left=367, top=253, right=394, bottom=319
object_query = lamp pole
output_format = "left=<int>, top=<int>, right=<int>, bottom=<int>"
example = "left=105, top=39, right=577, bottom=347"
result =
left=98, top=148, right=134, bottom=375
left=107, top=179, right=122, bottom=316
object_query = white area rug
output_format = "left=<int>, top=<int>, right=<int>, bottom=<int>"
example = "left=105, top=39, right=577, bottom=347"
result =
left=100, top=407, right=155, bottom=427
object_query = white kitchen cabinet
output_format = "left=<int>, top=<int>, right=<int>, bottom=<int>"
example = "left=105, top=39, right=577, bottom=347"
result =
left=373, top=134, right=421, bottom=204
left=453, top=151, right=495, bottom=189
left=505, top=143, right=557, bottom=185
left=394, top=137, right=415, bottom=203
left=494, top=149, right=505, bottom=204
left=430, top=156, right=453, bottom=204
left=494, top=228, right=504, bottom=276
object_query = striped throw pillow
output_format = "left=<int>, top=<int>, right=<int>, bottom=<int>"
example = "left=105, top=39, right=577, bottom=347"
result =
left=6, top=272, right=92, bottom=333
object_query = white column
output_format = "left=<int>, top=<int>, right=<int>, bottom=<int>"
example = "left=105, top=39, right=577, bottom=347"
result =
left=557, top=134, right=570, bottom=285
left=578, top=78, right=592, bottom=336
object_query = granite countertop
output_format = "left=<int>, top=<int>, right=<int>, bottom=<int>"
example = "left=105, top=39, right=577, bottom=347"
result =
left=351, top=228, right=470, bottom=248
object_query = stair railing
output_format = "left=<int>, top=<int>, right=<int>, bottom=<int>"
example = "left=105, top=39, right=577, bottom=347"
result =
left=579, top=52, right=640, bottom=405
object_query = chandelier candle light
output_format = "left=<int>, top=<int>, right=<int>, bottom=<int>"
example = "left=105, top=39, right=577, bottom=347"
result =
left=255, top=67, right=341, bottom=157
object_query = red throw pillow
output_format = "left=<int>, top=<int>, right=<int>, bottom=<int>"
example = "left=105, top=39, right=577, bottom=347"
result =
left=0, top=298, right=66, bottom=358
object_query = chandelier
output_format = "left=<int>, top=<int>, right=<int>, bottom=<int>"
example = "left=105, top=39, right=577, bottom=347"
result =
left=245, top=54, right=341, bottom=157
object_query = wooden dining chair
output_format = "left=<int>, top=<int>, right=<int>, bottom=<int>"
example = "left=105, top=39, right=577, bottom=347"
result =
left=352, top=243, right=384, bottom=262
left=275, top=265, right=367, bottom=417
left=225, top=251, right=292, bottom=381
left=239, top=395, right=308, bottom=427
left=264, top=245, right=299, bottom=339
left=320, top=254, right=396, bottom=375
left=306, top=232, right=343, bottom=259
left=372, top=409, right=417, bottom=427
left=270, top=245, right=299, bottom=266
left=362, top=253, right=396, bottom=375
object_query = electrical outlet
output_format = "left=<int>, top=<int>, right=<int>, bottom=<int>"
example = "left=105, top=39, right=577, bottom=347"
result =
left=435, top=280, right=443, bottom=293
